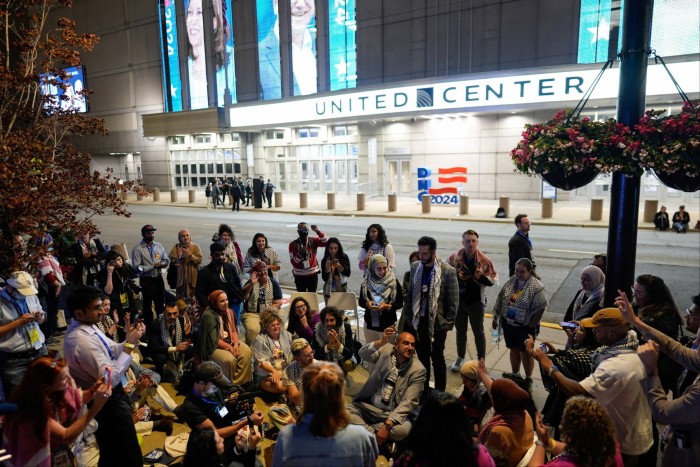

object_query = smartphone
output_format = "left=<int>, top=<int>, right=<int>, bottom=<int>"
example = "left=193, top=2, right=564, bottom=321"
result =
left=539, top=343, right=548, bottom=352
left=104, top=367, right=111, bottom=384
left=559, top=321, right=578, bottom=330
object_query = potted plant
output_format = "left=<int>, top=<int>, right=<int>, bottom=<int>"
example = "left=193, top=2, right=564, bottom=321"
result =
left=635, top=102, right=700, bottom=192
left=510, top=110, right=642, bottom=190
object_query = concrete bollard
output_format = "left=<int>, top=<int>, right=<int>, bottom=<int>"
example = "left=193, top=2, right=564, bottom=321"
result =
left=388, top=193, right=397, bottom=212
left=153, top=188, right=160, bottom=202
left=274, top=191, right=283, bottom=208
left=422, top=194, right=431, bottom=213
left=188, top=189, right=196, bottom=204
left=542, top=198, right=554, bottom=219
left=327, top=193, right=336, bottom=210
left=499, top=197, right=510, bottom=217
left=643, top=200, right=658, bottom=223
left=459, top=195, right=469, bottom=215
left=357, top=193, right=365, bottom=211
left=590, top=198, right=603, bottom=221
left=120, top=190, right=127, bottom=201
left=170, top=189, right=178, bottom=203
left=137, top=193, right=144, bottom=201
left=299, top=192, right=308, bottom=209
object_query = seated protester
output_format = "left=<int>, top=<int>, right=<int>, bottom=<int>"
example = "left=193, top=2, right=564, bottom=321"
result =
left=286, top=297, right=320, bottom=341
left=96, top=296, right=120, bottom=343
left=477, top=378, right=535, bottom=467
left=531, top=397, right=624, bottom=467
left=456, top=360, right=492, bottom=438
left=241, top=261, right=283, bottom=345
left=273, top=362, right=379, bottom=467
left=654, top=206, right=670, bottom=231
left=124, top=361, right=176, bottom=437
left=347, top=329, right=426, bottom=447
left=99, top=250, right=139, bottom=323
left=195, top=290, right=252, bottom=387
left=178, top=362, right=263, bottom=447
left=672, top=205, right=690, bottom=233
left=563, top=265, right=605, bottom=323
left=526, top=322, right=597, bottom=437
left=183, top=426, right=263, bottom=467
left=283, top=338, right=318, bottom=417
left=313, top=306, right=357, bottom=374
left=252, top=307, right=294, bottom=395
left=395, top=391, right=495, bottom=467
left=149, top=302, right=192, bottom=383
left=358, top=254, right=404, bottom=343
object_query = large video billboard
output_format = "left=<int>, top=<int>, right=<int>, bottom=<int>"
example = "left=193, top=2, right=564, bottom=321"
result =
left=159, top=0, right=236, bottom=111
left=329, top=0, right=356, bottom=91
left=257, top=0, right=318, bottom=100
left=39, top=66, right=88, bottom=113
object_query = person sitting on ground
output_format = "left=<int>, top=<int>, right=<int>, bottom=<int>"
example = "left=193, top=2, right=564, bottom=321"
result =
left=286, top=296, right=320, bottom=341
left=672, top=205, right=690, bottom=233
left=195, top=290, right=252, bottom=386
left=617, top=290, right=700, bottom=466
left=563, top=265, right=605, bottom=322
left=359, top=254, right=404, bottom=343
left=183, top=426, right=263, bottom=467
left=2, top=355, right=110, bottom=467
left=456, top=360, right=492, bottom=439
left=252, top=307, right=294, bottom=395
left=347, top=329, right=426, bottom=450
left=178, top=361, right=264, bottom=448
left=530, top=396, right=624, bottom=467
left=241, top=261, right=283, bottom=344
left=274, top=362, right=378, bottom=466
left=149, top=301, right=192, bottom=383
left=477, top=378, right=535, bottom=467
left=313, top=306, right=357, bottom=374
left=654, top=205, right=670, bottom=231
left=124, top=360, right=177, bottom=437
left=283, top=338, right=318, bottom=417
left=395, top=391, right=495, bottom=467
left=96, top=296, right=120, bottom=343
left=244, top=233, right=282, bottom=280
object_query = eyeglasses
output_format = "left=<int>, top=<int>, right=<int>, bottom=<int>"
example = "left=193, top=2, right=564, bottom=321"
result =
left=294, top=304, right=307, bottom=310
left=630, top=286, right=646, bottom=295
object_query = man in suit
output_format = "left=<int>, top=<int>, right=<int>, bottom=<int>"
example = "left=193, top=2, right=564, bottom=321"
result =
left=347, top=330, right=425, bottom=446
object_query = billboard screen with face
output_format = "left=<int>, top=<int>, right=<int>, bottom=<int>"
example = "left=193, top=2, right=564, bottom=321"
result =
left=257, top=0, right=318, bottom=100
left=160, top=0, right=236, bottom=110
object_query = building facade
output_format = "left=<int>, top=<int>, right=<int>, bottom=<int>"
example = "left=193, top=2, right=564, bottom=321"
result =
left=61, top=0, right=699, bottom=202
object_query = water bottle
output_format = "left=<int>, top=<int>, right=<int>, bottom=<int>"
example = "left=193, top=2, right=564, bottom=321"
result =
left=491, top=329, right=500, bottom=346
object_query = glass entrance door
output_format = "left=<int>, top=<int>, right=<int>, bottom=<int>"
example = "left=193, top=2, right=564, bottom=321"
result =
left=388, top=158, right=411, bottom=195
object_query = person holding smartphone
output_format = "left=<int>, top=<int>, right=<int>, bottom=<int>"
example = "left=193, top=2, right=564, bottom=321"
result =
left=320, top=237, right=350, bottom=302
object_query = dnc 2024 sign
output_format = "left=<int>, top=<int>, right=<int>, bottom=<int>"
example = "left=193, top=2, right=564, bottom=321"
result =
left=417, top=167, right=467, bottom=204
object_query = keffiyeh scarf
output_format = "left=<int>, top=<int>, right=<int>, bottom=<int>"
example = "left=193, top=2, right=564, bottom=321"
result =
left=591, top=330, right=639, bottom=371
left=247, top=279, right=274, bottom=313
left=380, top=350, right=413, bottom=406
left=571, top=285, right=604, bottom=321
left=364, top=267, right=397, bottom=304
left=315, top=322, right=347, bottom=363
left=158, top=313, right=183, bottom=347
left=411, top=258, right=442, bottom=338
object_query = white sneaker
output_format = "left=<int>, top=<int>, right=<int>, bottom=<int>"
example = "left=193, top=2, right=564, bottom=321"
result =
left=450, top=357, right=464, bottom=372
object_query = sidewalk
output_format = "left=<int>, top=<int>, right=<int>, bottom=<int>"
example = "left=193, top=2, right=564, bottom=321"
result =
left=127, top=191, right=700, bottom=230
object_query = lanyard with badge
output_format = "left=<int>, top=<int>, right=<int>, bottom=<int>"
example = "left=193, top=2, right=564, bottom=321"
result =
left=11, top=296, right=43, bottom=349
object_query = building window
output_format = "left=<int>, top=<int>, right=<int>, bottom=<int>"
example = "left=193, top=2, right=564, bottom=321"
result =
left=169, top=135, right=186, bottom=145
left=194, top=134, right=212, bottom=144
left=332, top=125, right=358, bottom=136
left=266, top=130, right=285, bottom=140
left=298, top=127, right=319, bottom=138
left=221, top=132, right=240, bottom=142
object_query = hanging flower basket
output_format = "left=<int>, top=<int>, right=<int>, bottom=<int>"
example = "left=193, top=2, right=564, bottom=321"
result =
left=539, top=166, right=601, bottom=190
left=510, top=110, right=642, bottom=190
left=636, top=102, right=700, bottom=193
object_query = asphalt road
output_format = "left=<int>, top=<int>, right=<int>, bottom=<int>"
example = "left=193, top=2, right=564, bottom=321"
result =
left=91, top=204, right=700, bottom=321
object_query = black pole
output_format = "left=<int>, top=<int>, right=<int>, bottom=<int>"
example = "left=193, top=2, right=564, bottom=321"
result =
left=604, top=0, right=653, bottom=306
